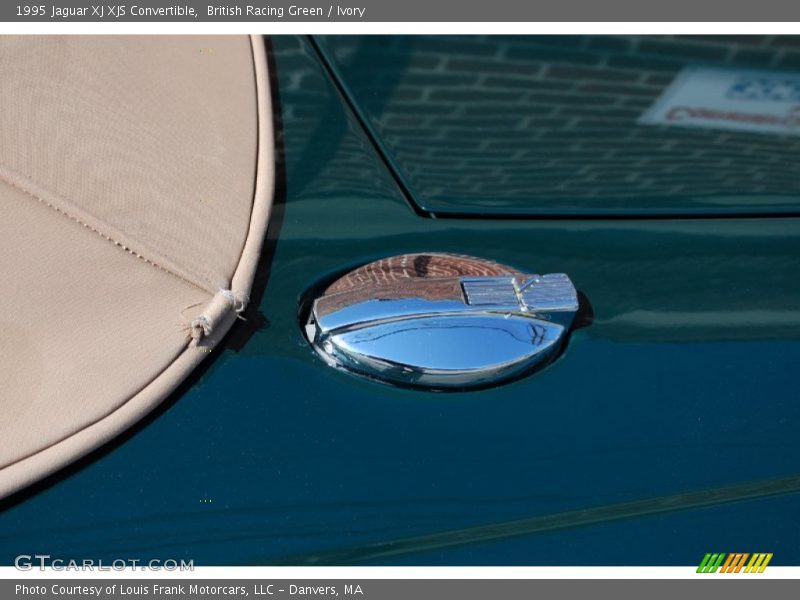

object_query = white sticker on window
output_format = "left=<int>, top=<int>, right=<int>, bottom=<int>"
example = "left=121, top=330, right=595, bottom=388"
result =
left=639, top=66, right=800, bottom=136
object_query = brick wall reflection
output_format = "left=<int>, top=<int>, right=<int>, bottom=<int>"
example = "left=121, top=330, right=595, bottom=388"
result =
left=321, top=35, right=800, bottom=207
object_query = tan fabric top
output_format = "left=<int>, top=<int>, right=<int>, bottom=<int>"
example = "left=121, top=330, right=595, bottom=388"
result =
left=0, top=35, right=273, bottom=499
left=0, top=36, right=258, bottom=293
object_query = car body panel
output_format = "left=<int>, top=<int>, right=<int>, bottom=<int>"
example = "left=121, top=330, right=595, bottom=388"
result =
left=1, top=35, right=799, bottom=566
left=316, top=35, right=800, bottom=217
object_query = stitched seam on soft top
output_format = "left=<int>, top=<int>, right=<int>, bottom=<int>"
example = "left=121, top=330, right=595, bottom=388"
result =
left=0, top=35, right=272, bottom=495
left=0, top=164, right=216, bottom=294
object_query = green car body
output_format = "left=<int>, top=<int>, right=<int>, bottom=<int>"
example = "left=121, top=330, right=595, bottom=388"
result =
left=1, top=35, right=799, bottom=566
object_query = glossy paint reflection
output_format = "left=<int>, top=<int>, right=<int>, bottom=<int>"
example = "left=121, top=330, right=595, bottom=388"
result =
left=0, top=36, right=798, bottom=566
left=316, top=35, right=800, bottom=216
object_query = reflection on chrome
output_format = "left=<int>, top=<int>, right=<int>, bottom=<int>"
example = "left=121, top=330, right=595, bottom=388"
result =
left=304, top=253, right=579, bottom=389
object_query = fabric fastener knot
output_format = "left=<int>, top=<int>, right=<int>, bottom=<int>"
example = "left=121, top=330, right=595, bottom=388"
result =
left=219, top=288, right=249, bottom=314
left=189, top=288, right=249, bottom=347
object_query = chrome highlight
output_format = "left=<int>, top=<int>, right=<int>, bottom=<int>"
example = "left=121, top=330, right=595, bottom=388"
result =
left=305, top=254, right=579, bottom=389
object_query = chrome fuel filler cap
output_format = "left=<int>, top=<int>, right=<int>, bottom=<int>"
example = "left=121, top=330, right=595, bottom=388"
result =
left=304, top=254, right=579, bottom=389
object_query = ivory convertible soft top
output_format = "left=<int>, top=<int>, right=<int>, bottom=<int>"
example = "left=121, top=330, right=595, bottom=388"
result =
left=0, top=35, right=274, bottom=499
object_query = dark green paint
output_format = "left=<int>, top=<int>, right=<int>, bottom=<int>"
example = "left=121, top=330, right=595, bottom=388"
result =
left=316, top=35, right=800, bottom=217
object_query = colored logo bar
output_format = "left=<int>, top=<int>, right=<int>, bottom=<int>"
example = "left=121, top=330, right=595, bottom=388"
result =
left=697, top=553, right=773, bottom=573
